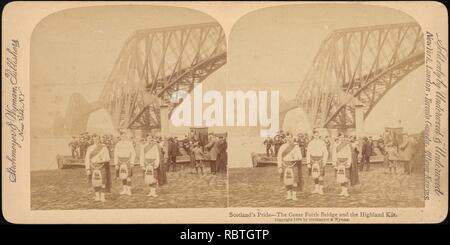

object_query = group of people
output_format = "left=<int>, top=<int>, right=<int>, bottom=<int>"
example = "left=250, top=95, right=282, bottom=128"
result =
left=84, top=132, right=162, bottom=202
left=264, top=131, right=334, bottom=161
left=276, top=130, right=359, bottom=200
left=69, top=133, right=117, bottom=160
left=384, top=135, right=417, bottom=175
left=275, top=129, right=417, bottom=201
left=187, top=133, right=228, bottom=175
left=81, top=130, right=228, bottom=202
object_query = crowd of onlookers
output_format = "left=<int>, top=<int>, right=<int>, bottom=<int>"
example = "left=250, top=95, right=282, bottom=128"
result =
left=69, top=129, right=417, bottom=176
left=68, top=131, right=228, bottom=175
left=263, top=130, right=419, bottom=174
left=69, top=133, right=117, bottom=160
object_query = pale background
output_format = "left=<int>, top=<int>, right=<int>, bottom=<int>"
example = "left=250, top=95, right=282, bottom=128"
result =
left=30, top=5, right=225, bottom=170
left=31, top=4, right=425, bottom=169
left=226, top=4, right=424, bottom=167
left=2, top=1, right=447, bottom=224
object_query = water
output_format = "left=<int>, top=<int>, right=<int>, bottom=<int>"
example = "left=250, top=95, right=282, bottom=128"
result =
left=31, top=136, right=72, bottom=171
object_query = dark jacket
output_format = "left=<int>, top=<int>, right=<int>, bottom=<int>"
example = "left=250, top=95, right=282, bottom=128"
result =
left=168, top=141, right=179, bottom=157
left=362, top=141, right=373, bottom=157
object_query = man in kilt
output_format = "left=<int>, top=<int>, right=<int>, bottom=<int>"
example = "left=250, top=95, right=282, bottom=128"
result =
left=114, top=131, right=136, bottom=196
left=85, top=134, right=111, bottom=202
left=332, top=133, right=352, bottom=197
left=306, top=130, right=329, bottom=195
left=139, top=135, right=161, bottom=197
left=277, top=133, right=303, bottom=200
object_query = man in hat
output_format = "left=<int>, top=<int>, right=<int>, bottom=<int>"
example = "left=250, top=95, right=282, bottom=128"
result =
left=216, top=135, right=228, bottom=174
left=332, top=133, right=352, bottom=197
left=69, top=136, right=79, bottom=159
left=263, top=136, right=274, bottom=157
left=85, top=134, right=111, bottom=202
left=277, top=133, right=303, bottom=200
left=158, top=137, right=168, bottom=185
left=79, top=134, right=88, bottom=159
left=114, top=131, right=136, bottom=195
left=140, top=135, right=161, bottom=197
left=361, top=137, right=372, bottom=171
left=306, top=129, right=329, bottom=195
left=205, top=134, right=220, bottom=175
left=167, top=137, right=179, bottom=172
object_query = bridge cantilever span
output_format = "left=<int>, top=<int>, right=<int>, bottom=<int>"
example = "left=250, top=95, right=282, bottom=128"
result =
left=63, top=22, right=424, bottom=135
left=99, top=22, right=226, bottom=131
left=282, top=22, right=424, bottom=129
left=62, top=22, right=226, bottom=134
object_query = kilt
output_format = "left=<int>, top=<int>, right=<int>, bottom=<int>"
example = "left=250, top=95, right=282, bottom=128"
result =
left=143, top=159, right=158, bottom=184
left=310, top=156, right=325, bottom=179
left=90, top=163, right=107, bottom=188
left=118, top=157, right=133, bottom=180
left=281, top=161, right=301, bottom=190
left=336, top=166, right=350, bottom=184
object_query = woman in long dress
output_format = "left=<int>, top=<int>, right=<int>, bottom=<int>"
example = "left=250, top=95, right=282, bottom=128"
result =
left=156, top=138, right=168, bottom=186
left=349, top=138, right=360, bottom=186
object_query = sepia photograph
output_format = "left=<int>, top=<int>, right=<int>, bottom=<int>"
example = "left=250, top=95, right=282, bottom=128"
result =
left=227, top=4, right=426, bottom=208
left=2, top=1, right=447, bottom=224
left=30, top=5, right=228, bottom=209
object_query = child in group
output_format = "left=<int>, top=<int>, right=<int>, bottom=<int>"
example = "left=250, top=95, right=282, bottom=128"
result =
left=192, top=143, right=205, bottom=175
left=385, top=142, right=399, bottom=175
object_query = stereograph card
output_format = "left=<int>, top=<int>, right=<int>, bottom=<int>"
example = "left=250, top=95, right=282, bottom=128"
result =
left=2, top=1, right=448, bottom=224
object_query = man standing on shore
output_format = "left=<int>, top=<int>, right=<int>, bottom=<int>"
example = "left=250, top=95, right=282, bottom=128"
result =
left=263, top=136, right=274, bottom=157
left=167, top=137, right=178, bottom=172
left=361, top=137, right=372, bottom=171
left=85, top=134, right=111, bottom=202
left=114, top=131, right=136, bottom=196
left=306, top=130, right=329, bottom=195
left=205, top=134, right=219, bottom=175
left=277, top=133, right=303, bottom=200
left=332, top=133, right=352, bottom=197
left=140, top=135, right=161, bottom=197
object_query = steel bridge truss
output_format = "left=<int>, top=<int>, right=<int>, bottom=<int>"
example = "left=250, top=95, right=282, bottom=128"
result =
left=292, top=22, right=424, bottom=129
left=99, top=22, right=226, bottom=130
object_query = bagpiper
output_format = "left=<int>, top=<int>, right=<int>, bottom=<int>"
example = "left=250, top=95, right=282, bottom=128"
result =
left=277, top=133, right=303, bottom=200
left=85, top=134, right=111, bottom=202
left=139, top=135, right=161, bottom=197
left=332, top=133, right=352, bottom=197
left=114, top=131, right=136, bottom=196
left=306, top=129, right=329, bottom=195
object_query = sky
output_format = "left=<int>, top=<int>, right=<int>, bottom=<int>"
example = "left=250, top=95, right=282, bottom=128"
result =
left=227, top=4, right=424, bottom=135
left=30, top=5, right=215, bottom=130
left=30, top=4, right=425, bottom=169
left=31, top=4, right=424, bottom=135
